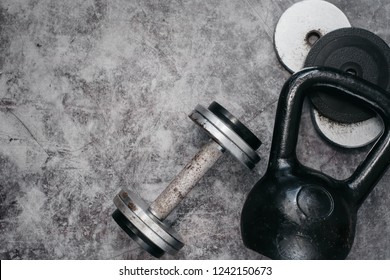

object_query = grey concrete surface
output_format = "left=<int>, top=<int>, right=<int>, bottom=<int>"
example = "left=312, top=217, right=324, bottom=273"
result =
left=0, top=0, right=389, bottom=259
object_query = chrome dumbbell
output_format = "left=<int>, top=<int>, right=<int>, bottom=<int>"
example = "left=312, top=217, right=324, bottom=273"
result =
left=112, top=102, right=261, bottom=257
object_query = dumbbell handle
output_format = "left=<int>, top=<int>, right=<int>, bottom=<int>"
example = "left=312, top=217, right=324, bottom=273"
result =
left=148, top=140, right=224, bottom=220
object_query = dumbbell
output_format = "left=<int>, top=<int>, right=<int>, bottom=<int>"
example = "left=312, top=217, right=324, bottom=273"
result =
left=112, top=101, right=261, bottom=257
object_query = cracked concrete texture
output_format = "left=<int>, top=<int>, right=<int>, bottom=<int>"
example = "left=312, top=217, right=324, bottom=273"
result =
left=0, top=0, right=389, bottom=259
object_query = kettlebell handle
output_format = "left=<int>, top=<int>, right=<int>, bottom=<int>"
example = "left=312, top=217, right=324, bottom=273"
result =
left=270, top=67, right=390, bottom=206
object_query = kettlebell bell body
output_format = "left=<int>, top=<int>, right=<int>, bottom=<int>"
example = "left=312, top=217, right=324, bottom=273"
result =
left=241, top=68, right=390, bottom=259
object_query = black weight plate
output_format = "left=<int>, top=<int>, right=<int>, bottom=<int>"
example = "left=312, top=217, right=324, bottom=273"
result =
left=112, top=209, right=165, bottom=258
left=208, top=102, right=262, bottom=150
left=304, top=27, right=390, bottom=123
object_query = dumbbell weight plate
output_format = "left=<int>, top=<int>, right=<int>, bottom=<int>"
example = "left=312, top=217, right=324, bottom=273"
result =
left=274, top=0, right=351, bottom=73
left=113, top=190, right=184, bottom=258
left=189, top=102, right=261, bottom=169
left=208, top=102, right=261, bottom=150
left=304, top=28, right=390, bottom=148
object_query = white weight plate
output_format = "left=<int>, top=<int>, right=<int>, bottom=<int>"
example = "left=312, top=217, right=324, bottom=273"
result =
left=311, top=108, right=383, bottom=148
left=274, top=0, right=351, bottom=73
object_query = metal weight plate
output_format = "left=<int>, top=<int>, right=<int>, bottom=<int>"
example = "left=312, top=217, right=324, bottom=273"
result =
left=304, top=28, right=390, bottom=148
left=189, top=102, right=261, bottom=169
left=207, top=102, right=261, bottom=150
left=311, top=109, right=383, bottom=148
left=274, top=0, right=351, bottom=73
left=305, top=27, right=390, bottom=123
left=112, top=189, right=184, bottom=257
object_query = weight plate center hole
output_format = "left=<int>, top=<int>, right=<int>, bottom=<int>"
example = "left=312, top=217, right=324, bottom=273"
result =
left=306, top=30, right=321, bottom=47
left=341, top=62, right=363, bottom=77
left=346, top=68, right=357, bottom=75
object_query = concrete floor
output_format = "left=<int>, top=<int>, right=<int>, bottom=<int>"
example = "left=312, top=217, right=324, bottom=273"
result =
left=0, top=0, right=389, bottom=259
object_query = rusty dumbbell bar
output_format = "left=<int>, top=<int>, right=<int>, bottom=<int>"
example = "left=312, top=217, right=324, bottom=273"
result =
left=112, top=101, right=261, bottom=257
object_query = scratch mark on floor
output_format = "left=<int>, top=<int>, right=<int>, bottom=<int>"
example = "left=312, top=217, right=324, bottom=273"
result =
left=7, top=109, right=49, bottom=157
left=243, top=0, right=273, bottom=40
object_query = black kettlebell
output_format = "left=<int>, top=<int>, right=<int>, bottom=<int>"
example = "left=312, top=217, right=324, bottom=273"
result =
left=241, top=68, right=390, bottom=259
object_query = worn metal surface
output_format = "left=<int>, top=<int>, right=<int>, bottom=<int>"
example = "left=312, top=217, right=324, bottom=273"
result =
left=274, top=0, right=351, bottom=73
left=311, top=109, right=383, bottom=148
left=149, top=140, right=224, bottom=221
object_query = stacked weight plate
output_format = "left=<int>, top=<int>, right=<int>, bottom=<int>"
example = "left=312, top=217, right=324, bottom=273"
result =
left=274, top=0, right=390, bottom=148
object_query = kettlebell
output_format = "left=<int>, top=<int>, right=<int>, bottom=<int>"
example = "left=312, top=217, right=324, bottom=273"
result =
left=241, top=67, right=390, bottom=259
